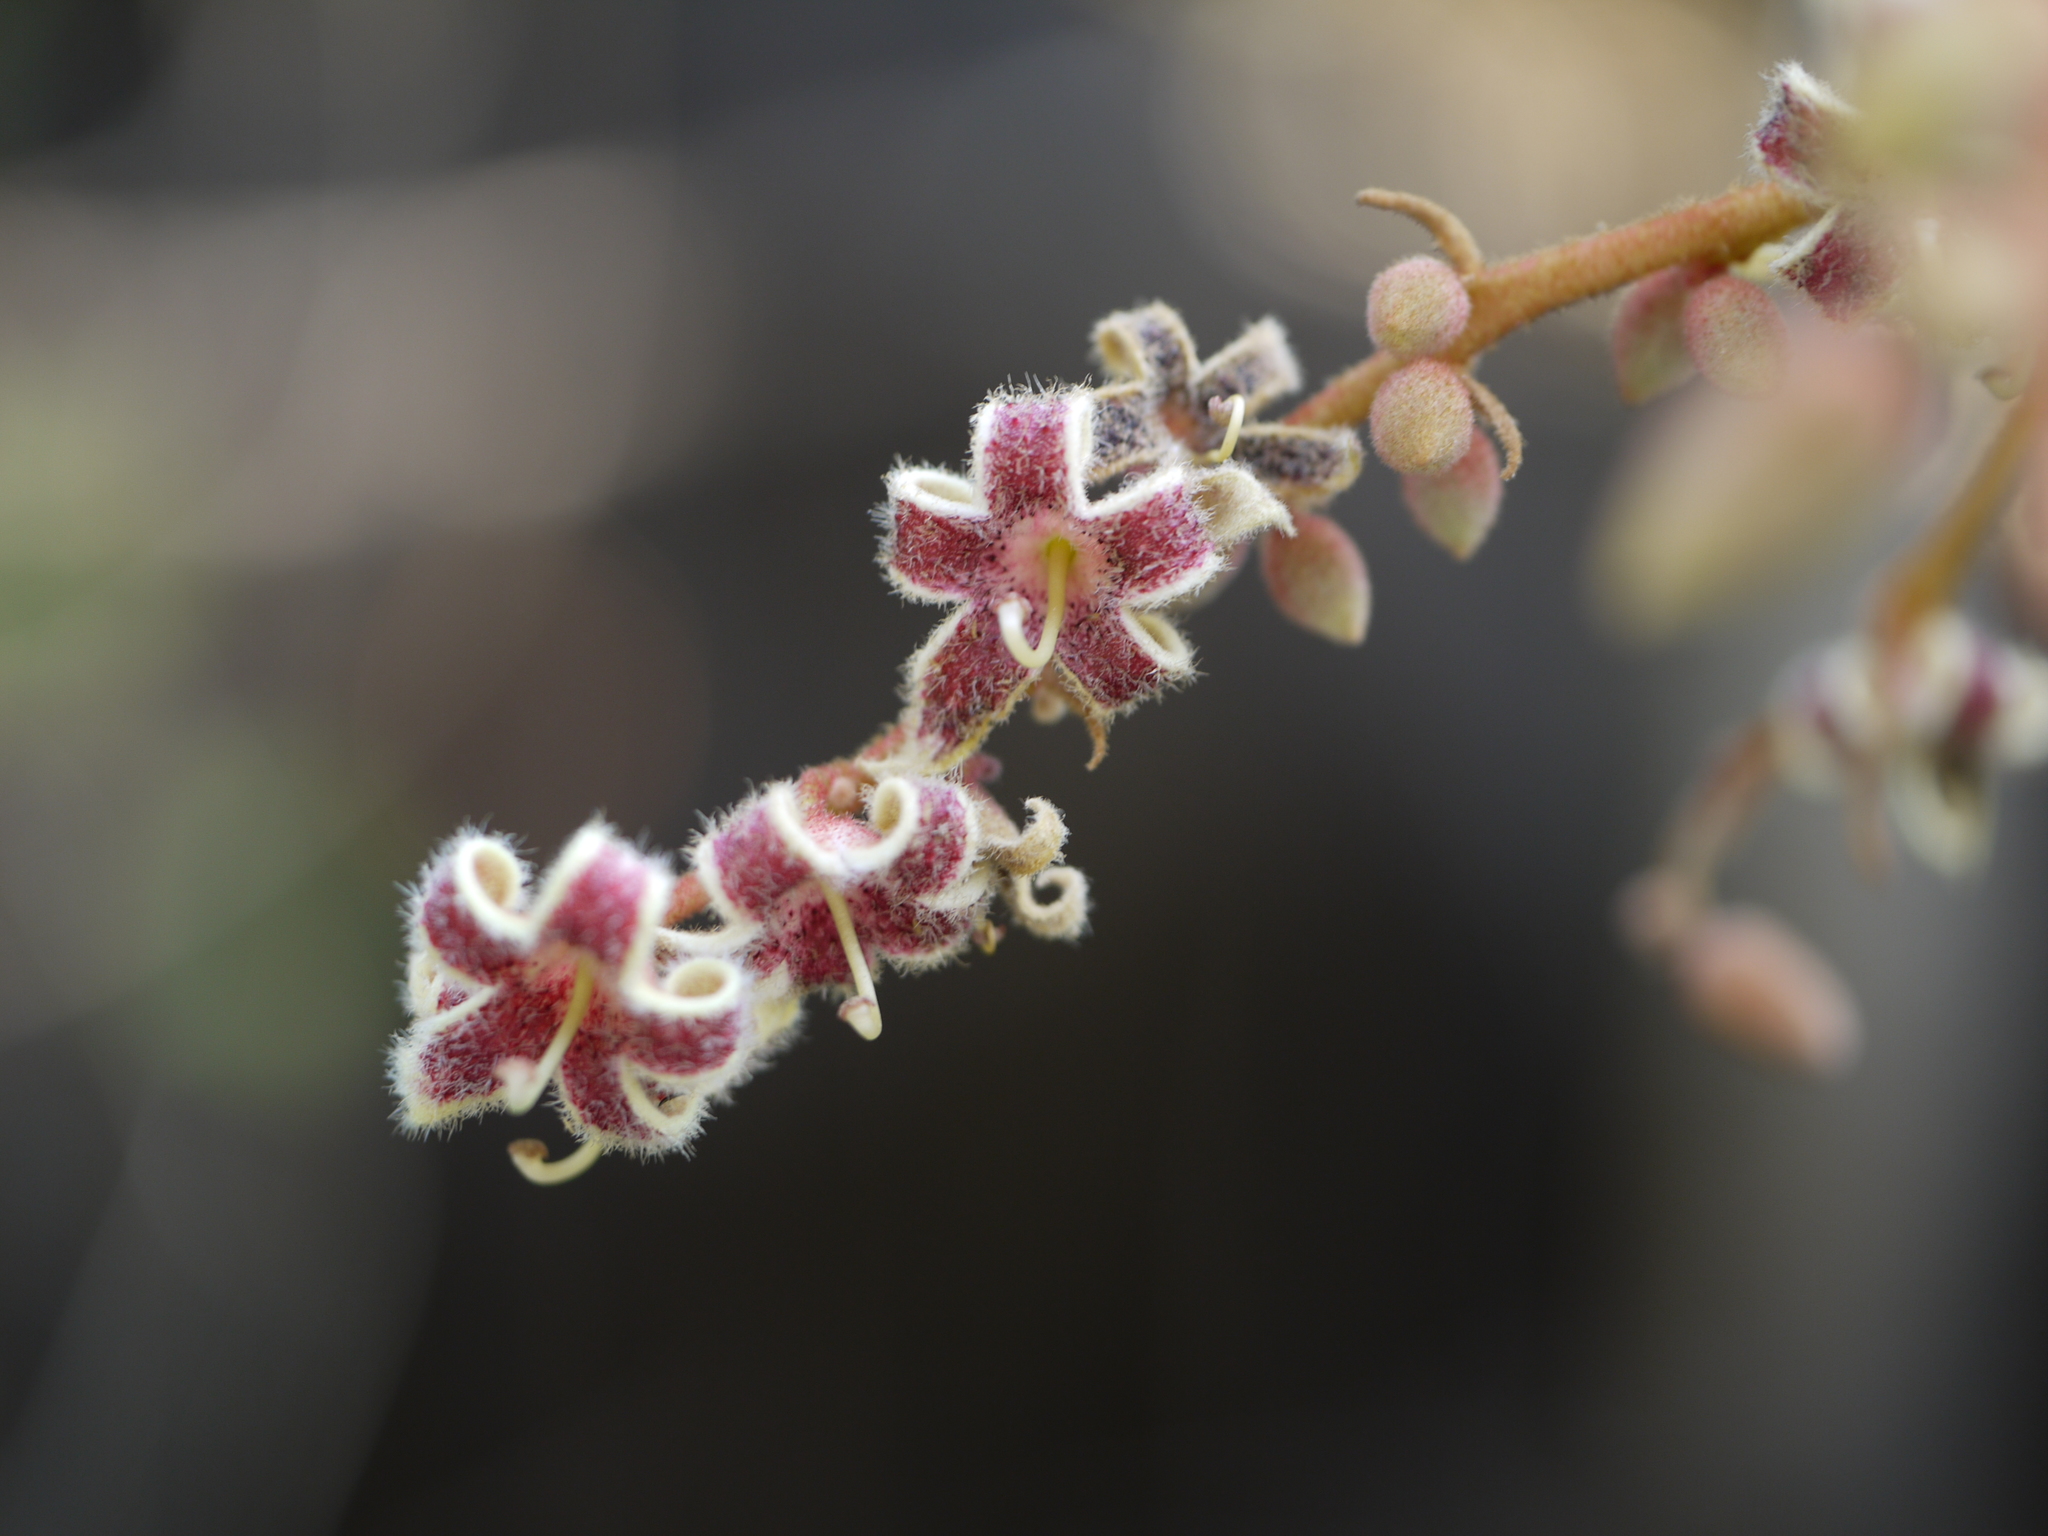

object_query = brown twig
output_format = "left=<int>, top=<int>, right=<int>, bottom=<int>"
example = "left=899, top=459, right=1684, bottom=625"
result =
left=1868, top=382, right=2043, bottom=650
left=1290, top=181, right=1819, bottom=430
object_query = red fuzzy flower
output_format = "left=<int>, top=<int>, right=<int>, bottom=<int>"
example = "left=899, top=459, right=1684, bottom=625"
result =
left=883, top=387, right=1288, bottom=765
left=392, top=822, right=793, bottom=1176
left=1750, top=62, right=1899, bottom=321
left=696, top=758, right=1081, bottom=1035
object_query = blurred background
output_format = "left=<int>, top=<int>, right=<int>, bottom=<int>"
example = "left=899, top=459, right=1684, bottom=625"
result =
left=1, top=1, right=2045, bottom=1531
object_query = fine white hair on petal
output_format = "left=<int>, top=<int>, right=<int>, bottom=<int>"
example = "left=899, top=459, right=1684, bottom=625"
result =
left=1009, top=866, right=1090, bottom=940
left=1193, top=463, right=1293, bottom=545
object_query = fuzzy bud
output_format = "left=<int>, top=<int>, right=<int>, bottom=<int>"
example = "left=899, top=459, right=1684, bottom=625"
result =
left=1611, top=264, right=1706, bottom=405
left=1367, top=256, right=1471, bottom=358
left=1681, top=274, right=1788, bottom=398
left=1670, top=905, right=1862, bottom=1075
left=1370, top=360, right=1474, bottom=477
left=1260, top=513, right=1370, bottom=645
left=1401, top=431, right=1503, bottom=560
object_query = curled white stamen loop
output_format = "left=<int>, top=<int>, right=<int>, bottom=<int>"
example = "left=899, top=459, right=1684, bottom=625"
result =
left=1009, top=866, right=1090, bottom=939
left=623, top=1070, right=706, bottom=1139
left=817, top=881, right=883, bottom=1039
left=996, top=540, right=1076, bottom=670
left=507, top=1136, right=604, bottom=1186
left=843, top=777, right=921, bottom=876
left=499, top=959, right=595, bottom=1115
left=1199, top=394, right=1246, bottom=462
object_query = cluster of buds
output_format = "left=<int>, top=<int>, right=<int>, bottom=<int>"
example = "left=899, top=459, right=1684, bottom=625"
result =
left=389, top=42, right=2048, bottom=1181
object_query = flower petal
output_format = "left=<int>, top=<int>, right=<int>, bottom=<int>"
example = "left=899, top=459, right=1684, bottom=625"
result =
left=904, top=604, right=1033, bottom=764
left=1191, top=317, right=1302, bottom=415
left=1056, top=606, right=1191, bottom=718
left=883, top=468, right=992, bottom=601
left=393, top=968, right=577, bottom=1125
left=1230, top=424, right=1364, bottom=498
left=1088, top=470, right=1222, bottom=604
left=972, top=391, right=1092, bottom=527
left=1092, top=303, right=1197, bottom=391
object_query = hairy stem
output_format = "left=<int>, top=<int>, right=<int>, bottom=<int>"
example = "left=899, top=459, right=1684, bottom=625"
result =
left=1289, top=181, right=1819, bottom=429
left=1869, top=383, right=2042, bottom=649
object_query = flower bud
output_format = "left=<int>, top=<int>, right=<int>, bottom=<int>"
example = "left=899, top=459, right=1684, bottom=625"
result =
left=1367, top=256, right=1471, bottom=358
left=1260, top=513, right=1370, bottom=645
left=1611, top=264, right=1706, bottom=405
left=1401, top=431, right=1502, bottom=560
left=1682, top=274, right=1788, bottom=398
left=1671, top=905, right=1862, bottom=1075
left=1370, top=360, right=1474, bottom=476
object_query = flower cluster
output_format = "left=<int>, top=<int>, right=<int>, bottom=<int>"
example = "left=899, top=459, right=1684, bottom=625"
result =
left=390, top=36, right=2048, bottom=1182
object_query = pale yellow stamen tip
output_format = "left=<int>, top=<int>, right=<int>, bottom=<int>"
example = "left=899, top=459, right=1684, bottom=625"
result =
left=1198, top=394, right=1246, bottom=462
left=500, top=959, right=595, bottom=1116
left=996, top=539, right=1076, bottom=670
left=507, top=1136, right=604, bottom=1185
left=817, top=880, right=883, bottom=1039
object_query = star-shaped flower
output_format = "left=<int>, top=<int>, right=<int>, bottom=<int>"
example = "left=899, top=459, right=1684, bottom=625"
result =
left=694, top=755, right=1088, bottom=1032
left=392, top=822, right=793, bottom=1180
left=1771, top=611, right=2048, bottom=873
left=883, top=387, right=1289, bottom=766
left=1088, top=303, right=1364, bottom=502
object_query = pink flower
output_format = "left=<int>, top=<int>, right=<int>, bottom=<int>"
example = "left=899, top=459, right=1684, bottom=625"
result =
left=695, top=756, right=1087, bottom=1034
left=1751, top=62, right=1899, bottom=320
left=391, top=822, right=791, bottom=1178
left=884, top=387, right=1288, bottom=766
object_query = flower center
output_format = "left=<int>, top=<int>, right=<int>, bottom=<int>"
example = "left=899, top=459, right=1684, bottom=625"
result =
left=996, top=538, right=1077, bottom=670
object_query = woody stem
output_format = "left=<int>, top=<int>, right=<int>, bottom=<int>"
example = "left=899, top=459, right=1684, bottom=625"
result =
left=1869, top=383, right=2043, bottom=649
left=997, top=540, right=1077, bottom=670
left=1288, top=181, right=1820, bottom=429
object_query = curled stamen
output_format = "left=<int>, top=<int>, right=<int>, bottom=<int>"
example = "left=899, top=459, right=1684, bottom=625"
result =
left=996, top=539, right=1076, bottom=670
left=499, top=959, right=594, bottom=1115
left=623, top=1070, right=704, bottom=1137
left=507, top=1136, right=604, bottom=1185
left=1199, top=395, right=1246, bottom=462
left=816, top=880, right=882, bottom=1039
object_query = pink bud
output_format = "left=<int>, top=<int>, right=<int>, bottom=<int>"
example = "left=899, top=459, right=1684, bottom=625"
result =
left=1750, top=62, right=1855, bottom=199
left=1401, top=431, right=1503, bottom=559
left=1682, top=274, right=1788, bottom=397
left=1260, top=514, right=1370, bottom=645
left=1670, top=906, right=1861, bottom=1075
left=1369, top=360, right=1474, bottom=476
left=1367, top=256, right=1471, bottom=358
left=1611, top=263, right=1707, bottom=405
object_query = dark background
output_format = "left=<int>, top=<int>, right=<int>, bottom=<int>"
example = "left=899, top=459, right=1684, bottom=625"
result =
left=1, top=2, right=2044, bottom=1532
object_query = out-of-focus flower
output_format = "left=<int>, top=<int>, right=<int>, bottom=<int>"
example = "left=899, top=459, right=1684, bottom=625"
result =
left=392, top=823, right=785, bottom=1162
left=1752, top=61, right=1903, bottom=321
left=1589, top=319, right=1921, bottom=641
left=883, top=387, right=1288, bottom=765
left=1771, top=610, right=2048, bottom=874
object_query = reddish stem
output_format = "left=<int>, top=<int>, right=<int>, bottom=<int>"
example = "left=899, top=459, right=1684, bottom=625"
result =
left=1288, top=181, right=1819, bottom=429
